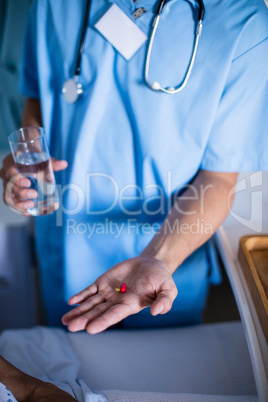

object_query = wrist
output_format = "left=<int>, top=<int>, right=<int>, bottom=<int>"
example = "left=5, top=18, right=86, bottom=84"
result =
left=1, top=372, right=37, bottom=402
left=140, top=247, right=180, bottom=274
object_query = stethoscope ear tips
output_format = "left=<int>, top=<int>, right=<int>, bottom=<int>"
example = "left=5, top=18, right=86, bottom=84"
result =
left=151, top=81, right=161, bottom=90
left=150, top=81, right=176, bottom=94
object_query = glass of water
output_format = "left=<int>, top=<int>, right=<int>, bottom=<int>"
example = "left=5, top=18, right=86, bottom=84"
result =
left=8, top=127, right=59, bottom=215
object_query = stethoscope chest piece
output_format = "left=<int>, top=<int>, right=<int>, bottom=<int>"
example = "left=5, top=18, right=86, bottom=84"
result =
left=62, top=78, right=84, bottom=104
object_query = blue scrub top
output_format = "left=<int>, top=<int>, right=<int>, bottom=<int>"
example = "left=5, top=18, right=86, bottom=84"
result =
left=20, top=0, right=268, bottom=327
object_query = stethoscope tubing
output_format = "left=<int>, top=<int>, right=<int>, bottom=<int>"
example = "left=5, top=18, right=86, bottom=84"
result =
left=62, top=0, right=205, bottom=102
left=145, top=0, right=204, bottom=94
left=75, top=0, right=92, bottom=76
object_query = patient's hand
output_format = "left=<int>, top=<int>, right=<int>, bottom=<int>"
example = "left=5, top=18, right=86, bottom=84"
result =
left=0, top=356, right=77, bottom=402
left=62, top=256, right=178, bottom=334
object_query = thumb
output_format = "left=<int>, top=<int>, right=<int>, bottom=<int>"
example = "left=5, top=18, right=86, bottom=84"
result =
left=150, top=287, right=177, bottom=316
left=51, top=157, right=68, bottom=172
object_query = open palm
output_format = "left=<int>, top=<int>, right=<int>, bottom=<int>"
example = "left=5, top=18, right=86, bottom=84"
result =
left=62, top=256, right=178, bottom=334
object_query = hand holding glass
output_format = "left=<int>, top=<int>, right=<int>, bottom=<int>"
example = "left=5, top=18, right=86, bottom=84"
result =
left=8, top=127, right=59, bottom=216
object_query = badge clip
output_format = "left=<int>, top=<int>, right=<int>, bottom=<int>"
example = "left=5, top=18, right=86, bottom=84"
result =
left=132, top=7, right=146, bottom=19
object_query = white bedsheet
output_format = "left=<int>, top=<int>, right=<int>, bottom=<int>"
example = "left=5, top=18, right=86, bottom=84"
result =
left=0, top=322, right=258, bottom=401
left=0, top=327, right=106, bottom=401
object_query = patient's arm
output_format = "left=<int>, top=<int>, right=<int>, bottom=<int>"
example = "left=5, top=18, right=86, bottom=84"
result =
left=0, top=356, right=77, bottom=401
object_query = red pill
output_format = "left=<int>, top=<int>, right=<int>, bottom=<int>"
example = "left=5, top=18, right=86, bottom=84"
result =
left=120, top=283, right=126, bottom=292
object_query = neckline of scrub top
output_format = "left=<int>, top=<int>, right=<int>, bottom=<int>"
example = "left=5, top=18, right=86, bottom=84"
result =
left=88, top=0, right=200, bottom=26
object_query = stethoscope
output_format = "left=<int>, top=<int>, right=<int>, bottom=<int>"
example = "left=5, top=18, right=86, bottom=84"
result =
left=62, top=0, right=205, bottom=103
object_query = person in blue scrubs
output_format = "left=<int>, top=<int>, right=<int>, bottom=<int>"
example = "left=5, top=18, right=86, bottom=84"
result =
left=1, top=0, right=268, bottom=331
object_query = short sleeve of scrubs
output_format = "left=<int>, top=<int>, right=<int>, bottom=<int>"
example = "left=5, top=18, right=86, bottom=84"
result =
left=201, top=37, right=268, bottom=172
left=19, top=0, right=40, bottom=99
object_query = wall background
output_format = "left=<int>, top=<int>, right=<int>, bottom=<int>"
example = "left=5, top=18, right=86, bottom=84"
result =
left=0, top=0, right=33, bottom=151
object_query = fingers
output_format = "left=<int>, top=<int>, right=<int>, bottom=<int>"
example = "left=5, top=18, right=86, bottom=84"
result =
left=12, top=183, right=37, bottom=200
left=68, top=283, right=98, bottom=305
left=66, top=302, right=112, bottom=332
left=51, top=158, right=68, bottom=172
left=86, top=303, right=135, bottom=334
left=62, top=292, right=104, bottom=325
left=4, top=175, right=37, bottom=214
left=1, top=154, right=34, bottom=214
left=150, top=285, right=178, bottom=316
left=0, top=154, right=14, bottom=175
left=67, top=302, right=134, bottom=334
left=1, top=159, right=29, bottom=185
left=62, top=286, right=141, bottom=334
left=9, top=199, right=35, bottom=214
left=5, top=191, right=35, bottom=215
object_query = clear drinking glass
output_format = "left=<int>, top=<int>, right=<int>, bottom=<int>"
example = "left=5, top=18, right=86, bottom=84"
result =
left=8, top=127, right=59, bottom=216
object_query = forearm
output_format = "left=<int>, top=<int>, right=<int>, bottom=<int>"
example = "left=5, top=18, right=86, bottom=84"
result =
left=0, top=356, right=77, bottom=402
left=141, top=170, right=238, bottom=273
left=0, top=356, right=34, bottom=401
left=21, top=98, right=42, bottom=127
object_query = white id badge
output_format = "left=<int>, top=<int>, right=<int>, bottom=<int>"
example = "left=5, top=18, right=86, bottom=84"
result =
left=94, top=4, right=147, bottom=60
